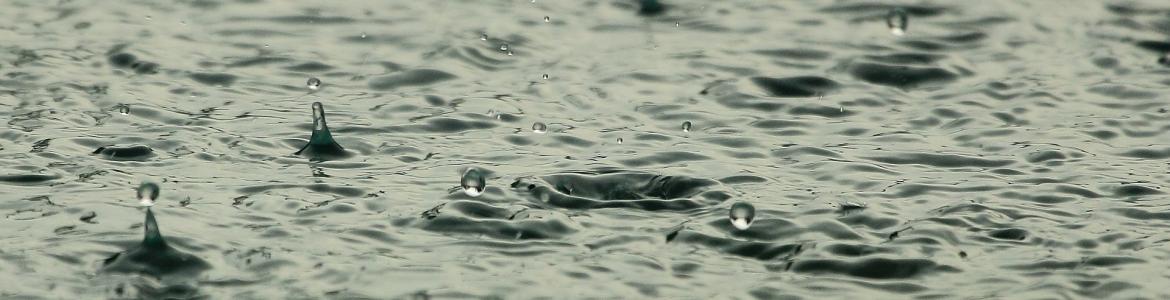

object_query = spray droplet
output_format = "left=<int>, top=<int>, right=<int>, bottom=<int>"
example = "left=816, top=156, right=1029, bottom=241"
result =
left=532, top=122, right=548, bottom=134
left=544, top=16, right=550, bottom=22
left=507, top=50, right=514, bottom=56
left=617, top=138, right=623, bottom=144
left=307, top=77, right=322, bottom=90
left=729, top=202, right=755, bottom=230
left=500, top=43, right=509, bottom=51
left=887, top=8, right=908, bottom=36
left=480, top=33, right=488, bottom=41
left=360, top=32, right=367, bottom=39
left=116, top=104, right=130, bottom=115
left=542, top=74, right=550, bottom=80
left=137, top=182, right=160, bottom=207
left=681, top=121, right=692, bottom=132
left=461, top=168, right=487, bottom=197
left=675, top=22, right=680, bottom=27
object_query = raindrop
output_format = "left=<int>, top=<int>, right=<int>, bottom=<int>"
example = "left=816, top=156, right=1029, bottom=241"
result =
left=532, top=122, right=548, bottom=134
left=500, top=43, right=509, bottom=51
left=137, top=182, right=160, bottom=207
left=307, top=77, right=322, bottom=90
left=681, top=121, right=692, bottom=132
left=360, top=32, right=367, bottom=39
left=887, top=8, right=908, bottom=36
left=116, top=104, right=130, bottom=115
left=542, top=74, right=550, bottom=80
left=617, top=138, right=623, bottom=144
left=461, top=168, right=487, bottom=197
left=729, top=202, right=755, bottom=230
left=480, top=33, right=488, bottom=41
left=507, top=50, right=514, bottom=56
left=675, top=22, right=680, bottom=27
left=544, top=16, right=550, bottom=22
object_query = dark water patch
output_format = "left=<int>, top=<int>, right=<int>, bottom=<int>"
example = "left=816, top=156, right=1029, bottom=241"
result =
left=189, top=72, right=237, bottom=86
left=750, top=119, right=809, bottom=129
left=750, top=76, right=840, bottom=97
left=713, top=93, right=786, bottom=112
left=864, top=153, right=1013, bottom=168
left=718, top=175, right=767, bottom=185
left=107, top=51, right=159, bottom=74
left=229, top=15, right=356, bottom=24
left=238, top=184, right=366, bottom=198
left=283, top=62, right=333, bottom=72
left=789, top=105, right=855, bottom=118
left=771, top=146, right=841, bottom=158
left=987, top=228, right=1028, bottom=241
left=822, top=243, right=897, bottom=257
left=1086, top=84, right=1157, bottom=99
left=368, top=69, right=456, bottom=90
left=669, top=230, right=804, bottom=261
left=383, top=117, right=497, bottom=134
left=417, top=208, right=575, bottom=240
left=1114, top=184, right=1162, bottom=196
left=93, top=145, right=155, bottom=161
left=619, top=151, right=711, bottom=167
left=791, top=258, right=956, bottom=279
left=864, top=53, right=946, bottom=65
left=0, top=173, right=60, bottom=185
left=511, top=171, right=722, bottom=211
left=1119, top=147, right=1170, bottom=159
left=819, top=3, right=946, bottom=17
left=849, top=62, right=958, bottom=90
left=1025, top=150, right=1067, bottom=163
left=753, top=48, right=832, bottom=60
left=226, top=56, right=294, bottom=68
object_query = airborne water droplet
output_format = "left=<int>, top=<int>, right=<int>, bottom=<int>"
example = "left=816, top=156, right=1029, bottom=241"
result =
left=461, top=168, right=487, bottom=197
left=116, top=104, right=130, bottom=115
left=681, top=121, right=692, bottom=132
left=507, top=50, right=514, bottom=56
left=137, top=182, right=160, bottom=207
left=617, top=138, right=623, bottom=144
left=307, top=77, right=322, bottom=90
left=542, top=74, right=550, bottom=80
left=500, top=43, right=509, bottom=51
left=532, top=122, right=548, bottom=134
left=480, top=33, right=488, bottom=41
left=360, top=32, right=367, bottom=39
left=887, top=8, right=908, bottom=36
left=544, top=16, right=550, bottom=23
left=729, top=202, right=755, bottom=230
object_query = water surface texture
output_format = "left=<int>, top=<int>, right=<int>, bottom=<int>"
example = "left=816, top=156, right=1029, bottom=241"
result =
left=2, top=0, right=1170, bottom=298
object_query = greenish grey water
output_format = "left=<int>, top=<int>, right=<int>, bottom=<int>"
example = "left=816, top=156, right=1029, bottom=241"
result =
left=1, top=0, right=1170, bottom=299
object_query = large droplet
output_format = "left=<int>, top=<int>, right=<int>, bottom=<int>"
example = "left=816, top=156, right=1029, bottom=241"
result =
left=542, top=74, right=550, bottom=80
left=681, top=121, right=692, bottom=132
left=116, top=104, right=130, bottom=115
left=307, top=77, right=322, bottom=90
left=729, top=202, right=755, bottom=230
left=532, top=122, right=548, bottom=134
left=543, top=16, right=550, bottom=22
left=500, top=43, right=509, bottom=51
left=887, top=8, right=908, bottom=36
left=295, top=102, right=349, bottom=160
left=101, top=181, right=211, bottom=279
left=461, top=168, right=487, bottom=197
left=480, top=33, right=488, bottom=41
left=137, top=182, right=160, bottom=207
left=617, top=137, right=624, bottom=144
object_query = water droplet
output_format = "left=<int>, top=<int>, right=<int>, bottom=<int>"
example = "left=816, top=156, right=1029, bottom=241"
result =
left=544, top=16, right=550, bottom=22
left=360, top=32, right=367, bottom=39
left=729, top=202, right=755, bottom=230
left=542, top=74, right=550, bottom=80
left=145, top=15, right=152, bottom=21
left=116, top=104, right=130, bottom=115
left=617, top=138, right=623, bottom=144
left=461, top=168, right=487, bottom=197
left=532, top=122, right=548, bottom=134
left=500, top=43, right=509, bottom=51
left=681, top=121, right=692, bottom=132
left=307, top=77, right=322, bottom=90
left=675, top=22, right=680, bottom=27
left=507, top=50, right=514, bottom=56
left=137, top=182, right=160, bottom=207
left=887, top=8, right=908, bottom=36
left=480, top=33, right=488, bottom=41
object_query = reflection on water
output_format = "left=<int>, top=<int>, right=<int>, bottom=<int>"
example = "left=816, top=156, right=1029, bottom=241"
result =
left=1, top=0, right=1169, bottom=298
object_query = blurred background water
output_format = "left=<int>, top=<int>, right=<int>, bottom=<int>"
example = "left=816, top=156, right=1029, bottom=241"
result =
left=1, top=0, right=1170, bottom=298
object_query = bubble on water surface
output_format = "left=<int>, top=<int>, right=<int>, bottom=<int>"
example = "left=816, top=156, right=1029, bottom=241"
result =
left=461, top=168, right=487, bottom=197
left=729, top=202, right=755, bottom=230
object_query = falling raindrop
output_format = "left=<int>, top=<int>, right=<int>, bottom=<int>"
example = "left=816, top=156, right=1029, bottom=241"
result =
left=360, top=32, right=367, bottom=39
left=617, top=138, right=624, bottom=144
left=507, top=50, right=514, bottom=56
left=480, top=33, right=488, bottom=41
left=500, top=43, right=509, bottom=51
left=137, top=182, right=160, bottom=207
left=461, top=168, right=487, bottom=197
left=887, top=8, right=908, bottom=36
left=307, top=77, right=322, bottom=90
left=542, top=74, right=550, bottom=80
left=544, top=16, right=550, bottom=22
left=532, top=122, right=548, bottom=134
left=116, top=104, right=130, bottom=115
left=675, top=22, right=680, bottom=27
left=729, top=202, right=755, bottom=230
left=681, top=121, right=693, bottom=132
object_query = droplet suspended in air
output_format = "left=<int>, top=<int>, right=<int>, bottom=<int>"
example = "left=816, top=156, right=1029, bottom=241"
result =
left=461, top=168, right=487, bottom=197
left=729, top=202, right=755, bottom=230
left=507, top=50, right=514, bottom=56
left=887, top=8, right=908, bottom=36
left=681, top=121, right=692, bottom=132
left=116, top=104, right=130, bottom=115
left=480, top=33, right=488, bottom=41
left=544, top=16, right=550, bottom=23
left=137, top=182, right=160, bottom=207
left=542, top=74, right=550, bottom=80
left=360, top=32, right=367, bottom=39
left=307, top=77, right=322, bottom=90
left=500, top=43, right=509, bottom=51
left=532, top=122, right=548, bottom=134
left=617, top=138, right=623, bottom=144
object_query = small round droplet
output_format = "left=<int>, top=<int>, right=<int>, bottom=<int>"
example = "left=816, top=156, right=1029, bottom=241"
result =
left=617, top=138, right=623, bottom=144
left=507, top=50, right=514, bottom=56
left=137, top=182, right=160, bottom=207
left=500, top=43, right=509, bottom=51
left=480, top=33, right=488, bottom=41
left=887, top=8, right=908, bottom=36
left=544, top=16, right=550, bottom=22
left=116, top=104, right=130, bottom=115
left=729, top=202, right=755, bottom=230
left=461, top=168, right=487, bottom=197
left=360, top=32, right=367, bottom=39
left=675, top=22, right=680, bottom=27
left=532, top=122, right=548, bottom=134
left=681, top=121, right=692, bottom=132
left=307, top=77, right=322, bottom=90
left=542, top=74, right=550, bottom=80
